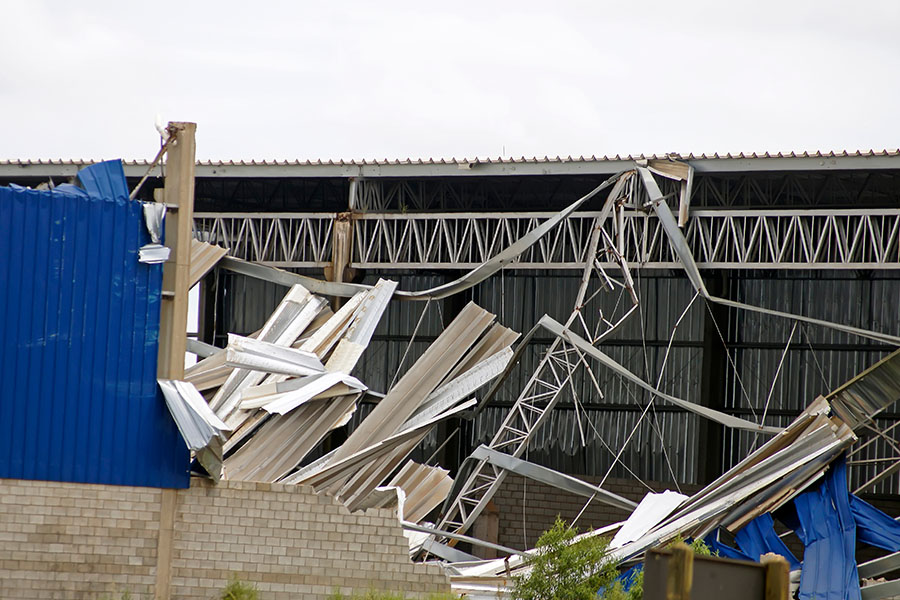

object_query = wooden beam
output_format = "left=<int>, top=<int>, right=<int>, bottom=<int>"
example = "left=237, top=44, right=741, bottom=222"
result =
left=761, top=554, right=790, bottom=600
left=158, top=122, right=197, bottom=380
left=667, top=543, right=694, bottom=600
left=153, top=488, right=178, bottom=600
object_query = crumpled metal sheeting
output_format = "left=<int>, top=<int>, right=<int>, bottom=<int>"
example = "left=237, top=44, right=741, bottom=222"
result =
left=158, top=379, right=230, bottom=481
left=605, top=404, right=855, bottom=564
left=327, top=302, right=497, bottom=466
left=184, top=347, right=231, bottom=391
left=240, top=372, right=367, bottom=414
left=733, top=513, right=801, bottom=569
left=792, top=457, right=860, bottom=600
left=224, top=333, right=325, bottom=378
left=292, top=400, right=476, bottom=491
left=159, top=379, right=230, bottom=451
left=828, top=349, right=900, bottom=430
left=210, top=285, right=327, bottom=425
left=385, top=460, right=455, bottom=524
left=189, top=239, right=228, bottom=287
left=223, top=394, right=360, bottom=483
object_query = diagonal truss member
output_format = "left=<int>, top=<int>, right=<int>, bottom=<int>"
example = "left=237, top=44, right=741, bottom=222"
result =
left=436, top=173, right=634, bottom=536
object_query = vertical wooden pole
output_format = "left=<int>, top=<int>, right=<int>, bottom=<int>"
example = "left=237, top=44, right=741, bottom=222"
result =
left=667, top=543, right=694, bottom=600
left=157, top=122, right=196, bottom=380
left=761, top=554, right=790, bottom=600
left=325, top=211, right=354, bottom=310
left=154, top=488, right=178, bottom=600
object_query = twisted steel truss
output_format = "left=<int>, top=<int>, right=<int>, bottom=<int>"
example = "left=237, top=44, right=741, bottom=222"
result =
left=194, top=208, right=900, bottom=270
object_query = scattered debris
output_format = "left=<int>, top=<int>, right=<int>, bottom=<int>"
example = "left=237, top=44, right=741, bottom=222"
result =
left=150, top=161, right=900, bottom=600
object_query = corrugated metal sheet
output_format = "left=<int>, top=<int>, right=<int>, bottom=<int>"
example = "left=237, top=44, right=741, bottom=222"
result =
left=3, top=148, right=900, bottom=169
left=0, top=163, right=189, bottom=488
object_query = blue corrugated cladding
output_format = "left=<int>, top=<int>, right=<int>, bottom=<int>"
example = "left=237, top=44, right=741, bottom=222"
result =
left=0, top=160, right=189, bottom=488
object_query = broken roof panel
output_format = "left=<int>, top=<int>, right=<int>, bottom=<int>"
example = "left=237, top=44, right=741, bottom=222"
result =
left=828, top=349, right=900, bottom=431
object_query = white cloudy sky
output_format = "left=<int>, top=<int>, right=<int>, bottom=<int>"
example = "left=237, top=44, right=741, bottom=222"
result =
left=2, top=1, right=898, bottom=161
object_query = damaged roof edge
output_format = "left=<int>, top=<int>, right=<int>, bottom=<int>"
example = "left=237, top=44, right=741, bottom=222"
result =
left=3, top=150, right=900, bottom=179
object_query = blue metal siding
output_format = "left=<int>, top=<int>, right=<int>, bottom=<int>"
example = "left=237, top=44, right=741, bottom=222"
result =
left=0, top=163, right=189, bottom=488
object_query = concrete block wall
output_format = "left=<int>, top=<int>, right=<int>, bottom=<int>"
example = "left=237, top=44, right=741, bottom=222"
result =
left=0, top=477, right=449, bottom=600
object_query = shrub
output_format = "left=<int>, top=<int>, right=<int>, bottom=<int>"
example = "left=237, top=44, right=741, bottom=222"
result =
left=221, top=574, right=259, bottom=600
left=512, top=516, right=620, bottom=600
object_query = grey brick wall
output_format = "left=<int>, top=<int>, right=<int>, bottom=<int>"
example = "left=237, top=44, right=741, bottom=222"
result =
left=0, top=477, right=449, bottom=600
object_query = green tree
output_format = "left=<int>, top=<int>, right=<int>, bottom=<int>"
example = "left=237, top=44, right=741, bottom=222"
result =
left=512, top=517, right=620, bottom=600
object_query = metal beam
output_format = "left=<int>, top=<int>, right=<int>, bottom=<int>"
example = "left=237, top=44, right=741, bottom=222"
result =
left=469, top=445, right=637, bottom=512
left=401, top=521, right=526, bottom=557
left=859, top=550, right=900, bottom=580
left=861, top=578, right=900, bottom=600
left=418, top=538, right=480, bottom=563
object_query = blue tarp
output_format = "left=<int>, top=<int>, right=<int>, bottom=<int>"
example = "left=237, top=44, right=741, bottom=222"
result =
left=735, top=513, right=802, bottom=570
left=704, top=533, right=754, bottom=561
left=705, top=454, right=900, bottom=600
left=787, top=453, right=900, bottom=600
left=851, top=495, right=900, bottom=551
left=793, top=457, right=859, bottom=600
left=0, top=160, right=189, bottom=488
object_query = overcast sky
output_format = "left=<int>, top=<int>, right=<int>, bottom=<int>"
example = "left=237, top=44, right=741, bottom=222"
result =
left=2, top=1, right=899, bottom=161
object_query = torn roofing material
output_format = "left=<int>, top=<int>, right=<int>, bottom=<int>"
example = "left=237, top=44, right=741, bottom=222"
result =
left=209, top=284, right=327, bottom=424
left=828, top=348, right=900, bottom=431
left=328, top=302, right=497, bottom=465
left=159, top=379, right=230, bottom=451
left=189, top=239, right=228, bottom=287
left=224, top=333, right=325, bottom=378
left=159, top=378, right=229, bottom=480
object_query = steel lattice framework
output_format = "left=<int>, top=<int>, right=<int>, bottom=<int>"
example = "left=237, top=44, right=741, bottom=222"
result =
left=194, top=208, right=900, bottom=270
left=436, top=336, right=589, bottom=534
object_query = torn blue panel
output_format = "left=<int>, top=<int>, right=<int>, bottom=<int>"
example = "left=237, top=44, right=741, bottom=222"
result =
left=704, top=532, right=753, bottom=561
left=735, top=513, right=801, bottom=569
left=850, top=495, right=900, bottom=551
left=793, top=456, right=859, bottom=600
left=0, top=163, right=189, bottom=488
left=75, top=159, right=130, bottom=199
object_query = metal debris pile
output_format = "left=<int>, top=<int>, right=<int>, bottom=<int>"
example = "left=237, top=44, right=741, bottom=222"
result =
left=158, top=164, right=900, bottom=600
left=161, top=274, right=519, bottom=527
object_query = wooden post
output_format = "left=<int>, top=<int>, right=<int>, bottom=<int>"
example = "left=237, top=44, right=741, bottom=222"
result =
left=325, top=211, right=355, bottom=310
left=154, top=488, right=178, bottom=600
left=157, top=122, right=196, bottom=380
left=761, top=554, right=790, bottom=600
left=667, top=542, right=694, bottom=600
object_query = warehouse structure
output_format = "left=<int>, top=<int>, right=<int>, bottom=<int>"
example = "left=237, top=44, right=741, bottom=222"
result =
left=3, top=150, right=900, bottom=545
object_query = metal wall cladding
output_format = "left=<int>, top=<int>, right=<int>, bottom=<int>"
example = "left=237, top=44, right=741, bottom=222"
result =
left=724, top=272, right=900, bottom=493
left=0, top=183, right=189, bottom=488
